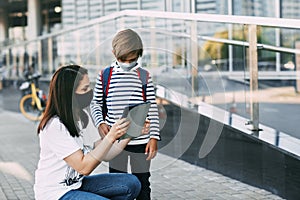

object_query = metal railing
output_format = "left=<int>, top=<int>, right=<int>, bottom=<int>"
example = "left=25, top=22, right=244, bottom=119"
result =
left=1, top=9, right=300, bottom=133
left=1, top=10, right=300, bottom=77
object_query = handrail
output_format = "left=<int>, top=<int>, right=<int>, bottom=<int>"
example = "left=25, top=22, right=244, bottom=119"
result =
left=2, top=9, right=300, bottom=51
left=139, top=27, right=300, bottom=54
left=122, top=10, right=300, bottom=29
left=1, top=11, right=124, bottom=49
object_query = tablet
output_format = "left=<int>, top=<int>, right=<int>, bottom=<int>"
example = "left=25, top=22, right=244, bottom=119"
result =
left=119, top=102, right=151, bottom=140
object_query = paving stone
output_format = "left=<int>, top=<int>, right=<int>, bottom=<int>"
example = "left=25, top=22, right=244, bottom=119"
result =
left=0, top=187, right=7, bottom=200
left=0, top=110, right=286, bottom=200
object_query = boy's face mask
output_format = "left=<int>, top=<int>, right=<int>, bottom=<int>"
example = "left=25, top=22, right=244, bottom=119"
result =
left=117, top=60, right=138, bottom=71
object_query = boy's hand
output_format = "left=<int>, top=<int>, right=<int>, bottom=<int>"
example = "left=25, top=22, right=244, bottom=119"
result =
left=141, top=119, right=150, bottom=135
left=98, top=123, right=110, bottom=138
left=145, top=138, right=157, bottom=160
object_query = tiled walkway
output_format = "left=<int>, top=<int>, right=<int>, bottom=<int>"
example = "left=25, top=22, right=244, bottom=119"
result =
left=0, top=109, right=284, bottom=199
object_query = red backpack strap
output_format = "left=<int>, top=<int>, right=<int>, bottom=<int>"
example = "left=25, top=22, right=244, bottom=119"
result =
left=101, top=66, right=113, bottom=119
left=137, top=68, right=149, bottom=102
left=101, top=66, right=113, bottom=96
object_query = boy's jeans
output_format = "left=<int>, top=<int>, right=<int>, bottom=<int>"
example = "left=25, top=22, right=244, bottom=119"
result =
left=59, top=173, right=141, bottom=200
left=109, top=144, right=151, bottom=200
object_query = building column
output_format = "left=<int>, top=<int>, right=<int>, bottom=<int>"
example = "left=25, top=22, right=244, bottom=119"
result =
left=275, top=0, right=281, bottom=72
left=228, top=0, right=233, bottom=72
left=27, top=0, right=42, bottom=40
left=0, top=9, right=9, bottom=43
left=165, top=0, right=172, bottom=11
left=296, top=41, right=300, bottom=93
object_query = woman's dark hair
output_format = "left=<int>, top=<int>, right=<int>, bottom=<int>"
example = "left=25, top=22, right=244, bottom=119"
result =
left=37, top=65, right=89, bottom=137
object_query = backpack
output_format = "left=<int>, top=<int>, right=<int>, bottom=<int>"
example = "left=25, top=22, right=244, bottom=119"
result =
left=101, top=66, right=149, bottom=119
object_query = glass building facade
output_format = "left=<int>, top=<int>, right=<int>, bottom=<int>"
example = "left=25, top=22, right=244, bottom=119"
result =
left=3, top=0, right=299, bottom=75
left=61, top=0, right=300, bottom=28
left=59, top=0, right=299, bottom=71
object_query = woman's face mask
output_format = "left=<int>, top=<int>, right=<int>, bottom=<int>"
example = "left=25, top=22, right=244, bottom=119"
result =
left=75, top=89, right=93, bottom=108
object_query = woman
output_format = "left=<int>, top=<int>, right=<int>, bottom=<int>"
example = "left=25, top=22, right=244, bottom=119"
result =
left=34, top=65, right=142, bottom=200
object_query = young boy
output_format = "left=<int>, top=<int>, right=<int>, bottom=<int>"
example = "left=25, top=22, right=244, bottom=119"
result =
left=90, top=29, right=160, bottom=200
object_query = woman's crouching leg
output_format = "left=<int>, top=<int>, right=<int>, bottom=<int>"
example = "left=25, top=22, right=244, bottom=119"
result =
left=79, top=173, right=141, bottom=200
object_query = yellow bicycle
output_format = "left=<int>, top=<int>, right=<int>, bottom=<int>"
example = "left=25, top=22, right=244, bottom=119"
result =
left=19, top=73, right=47, bottom=121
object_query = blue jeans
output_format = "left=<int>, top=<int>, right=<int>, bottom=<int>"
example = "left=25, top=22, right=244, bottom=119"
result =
left=59, top=173, right=141, bottom=200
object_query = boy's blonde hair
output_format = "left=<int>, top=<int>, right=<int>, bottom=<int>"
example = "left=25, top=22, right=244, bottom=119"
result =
left=112, top=29, right=143, bottom=60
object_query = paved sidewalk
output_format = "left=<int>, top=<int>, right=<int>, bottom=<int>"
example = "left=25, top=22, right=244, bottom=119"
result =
left=0, top=109, right=284, bottom=200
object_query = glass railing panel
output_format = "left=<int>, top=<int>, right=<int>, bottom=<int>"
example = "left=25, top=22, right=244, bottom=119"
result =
left=1, top=11, right=300, bottom=154
left=79, top=21, right=120, bottom=81
left=252, top=26, right=300, bottom=146
left=4, top=41, right=41, bottom=80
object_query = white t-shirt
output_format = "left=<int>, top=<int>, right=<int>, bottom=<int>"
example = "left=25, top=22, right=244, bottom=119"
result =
left=34, top=117, right=89, bottom=200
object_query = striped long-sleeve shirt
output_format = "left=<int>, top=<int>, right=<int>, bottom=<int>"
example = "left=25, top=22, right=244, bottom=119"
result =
left=90, top=62, right=160, bottom=145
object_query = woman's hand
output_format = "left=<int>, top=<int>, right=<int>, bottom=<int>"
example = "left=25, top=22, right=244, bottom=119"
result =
left=141, top=119, right=150, bottom=135
left=107, top=118, right=130, bottom=142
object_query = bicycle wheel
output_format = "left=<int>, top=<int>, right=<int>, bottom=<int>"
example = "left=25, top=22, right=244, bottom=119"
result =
left=19, top=94, right=44, bottom=121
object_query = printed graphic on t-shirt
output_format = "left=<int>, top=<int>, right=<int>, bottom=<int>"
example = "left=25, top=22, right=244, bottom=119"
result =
left=60, top=167, right=83, bottom=186
left=60, top=146, right=91, bottom=186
